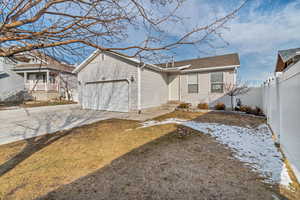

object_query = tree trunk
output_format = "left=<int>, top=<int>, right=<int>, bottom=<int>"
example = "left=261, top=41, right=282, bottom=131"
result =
left=231, top=96, right=234, bottom=111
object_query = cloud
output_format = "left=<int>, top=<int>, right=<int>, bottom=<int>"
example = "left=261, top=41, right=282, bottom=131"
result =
left=223, top=0, right=300, bottom=55
left=210, top=0, right=300, bottom=84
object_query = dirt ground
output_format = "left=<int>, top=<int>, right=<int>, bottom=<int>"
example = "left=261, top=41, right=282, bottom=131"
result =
left=38, top=112, right=285, bottom=200
left=190, top=111, right=266, bottom=128
left=0, top=111, right=292, bottom=200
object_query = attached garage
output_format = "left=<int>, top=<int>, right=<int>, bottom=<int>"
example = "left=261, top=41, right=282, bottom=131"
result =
left=82, top=80, right=129, bottom=112
left=74, top=50, right=170, bottom=113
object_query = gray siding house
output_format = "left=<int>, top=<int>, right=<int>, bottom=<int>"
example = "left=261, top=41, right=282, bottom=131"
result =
left=74, top=50, right=240, bottom=112
left=0, top=52, right=76, bottom=102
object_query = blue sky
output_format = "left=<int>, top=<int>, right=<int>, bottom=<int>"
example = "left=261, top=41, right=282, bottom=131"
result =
left=76, top=0, right=300, bottom=85
left=168, top=0, right=300, bottom=85
left=127, top=0, right=298, bottom=86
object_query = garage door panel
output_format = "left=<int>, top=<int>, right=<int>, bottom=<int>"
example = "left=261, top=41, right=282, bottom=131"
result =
left=83, top=81, right=129, bottom=112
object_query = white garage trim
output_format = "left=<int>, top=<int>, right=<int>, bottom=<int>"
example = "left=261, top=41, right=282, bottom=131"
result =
left=85, top=78, right=130, bottom=84
left=84, top=79, right=130, bottom=112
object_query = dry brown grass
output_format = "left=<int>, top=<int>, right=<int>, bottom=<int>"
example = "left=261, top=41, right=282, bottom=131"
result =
left=153, top=110, right=206, bottom=121
left=0, top=111, right=294, bottom=200
left=0, top=119, right=177, bottom=200
left=276, top=158, right=300, bottom=200
left=39, top=125, right=279, bottom=200
left=192, top=111, right=266, bottom=128
left=21, top=100, right=76, bottom=108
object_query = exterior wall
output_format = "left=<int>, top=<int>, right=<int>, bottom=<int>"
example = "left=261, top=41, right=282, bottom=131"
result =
left=262, top=61, right=300, bottom=182
left=0, top=57, right=25, bottom=102
left=77, top=53, right=138, bottom=110
left=237, top=87, right=263, bottom=108
left=178, top=70, right=234, bottom=107
left=140, top=68, right=169, bottom=109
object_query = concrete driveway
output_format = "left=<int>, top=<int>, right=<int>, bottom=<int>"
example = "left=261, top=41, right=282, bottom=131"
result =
left=0, top=104, right=175, bottom=145
left=0, top=104, right=130, bottom=145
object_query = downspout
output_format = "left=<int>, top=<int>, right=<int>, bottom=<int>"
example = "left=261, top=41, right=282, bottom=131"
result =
left=179, top=74, right=181, bottom=102
left=233, top=67, right=238, bottom=108
left=137, top=63, right=145, bottom=114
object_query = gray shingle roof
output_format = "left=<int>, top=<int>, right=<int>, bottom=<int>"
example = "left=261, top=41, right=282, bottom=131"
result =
left=157, top=53, right=240, bottom=70
left=278, top=47, right=300, bottom=62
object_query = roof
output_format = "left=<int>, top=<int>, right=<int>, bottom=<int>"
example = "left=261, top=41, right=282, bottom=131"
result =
left=12, top=51, right=74, bottom=73
left=157, top=53, right=240, bottom=70
left=74, top=51, right=240, bottom=74
left=276, top=47, right=300, bottom=72
left=278, top=47, right=300, bottom=62
left=14, top=63, right=74, bottom=72
left=73, top=50, right=166, bottom=74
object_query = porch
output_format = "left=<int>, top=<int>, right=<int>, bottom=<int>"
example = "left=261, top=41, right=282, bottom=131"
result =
left=18, top=70, right=60, bottom=92
left=25, top=82, right=59, bottom=91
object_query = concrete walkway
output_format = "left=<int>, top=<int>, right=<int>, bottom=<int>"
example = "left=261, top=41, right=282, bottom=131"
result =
left=0, top=104, right=174, bottom=145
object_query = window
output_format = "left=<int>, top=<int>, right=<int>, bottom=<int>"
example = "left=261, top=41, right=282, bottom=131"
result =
left=36, top=74, right=46, bottom=83
left=211, top=72, right=224, bottom=93
left=188, top=73, right=198, bottom=93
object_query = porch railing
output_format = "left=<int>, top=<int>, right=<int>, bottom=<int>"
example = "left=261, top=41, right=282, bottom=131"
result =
left=25, top=82, right=59, bottom=91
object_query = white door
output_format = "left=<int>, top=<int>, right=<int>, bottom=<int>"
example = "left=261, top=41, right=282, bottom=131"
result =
left=82, top=81, right=129, bottom=112
left=169, top=75, right=180, bottom=101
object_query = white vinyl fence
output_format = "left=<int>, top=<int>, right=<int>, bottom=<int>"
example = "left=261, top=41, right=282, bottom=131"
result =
left=237, top=87, right=263, bottom=108
left=262, top=61, right=300, bottom=182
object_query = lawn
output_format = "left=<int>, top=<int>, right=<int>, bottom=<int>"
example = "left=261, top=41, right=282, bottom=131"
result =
left=0, top=111, right=298, bottom=200
left=0, top=118, right=178, bottom=200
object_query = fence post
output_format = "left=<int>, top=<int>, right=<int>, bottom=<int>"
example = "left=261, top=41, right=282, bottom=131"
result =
left=276, top=76, right=281, bottom=143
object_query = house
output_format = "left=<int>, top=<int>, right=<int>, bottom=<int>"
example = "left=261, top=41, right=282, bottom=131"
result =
left=275, top=47, right=300, bottom=73
left=73, top=50, right=240, bottom=112
left=0, top=52, right=77, bottom=102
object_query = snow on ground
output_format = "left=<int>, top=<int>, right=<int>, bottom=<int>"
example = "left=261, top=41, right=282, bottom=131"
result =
left=183, top=121, right=292, bottom=186
left=140, top=119, right=292, bottom=186
left=140, top=118, right=187, bottom=128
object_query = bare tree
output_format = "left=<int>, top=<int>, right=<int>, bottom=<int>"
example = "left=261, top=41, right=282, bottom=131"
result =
left=224, top=81, right=250, bottom=111
left=0, top=0, right=247, bottom=62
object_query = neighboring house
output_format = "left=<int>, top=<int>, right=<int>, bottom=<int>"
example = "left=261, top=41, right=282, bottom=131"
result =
left=275, top=47, right=300, bottom=73
left=74, top=50, right=240, bottom=112
left=0, top=52, right=77, bottom=102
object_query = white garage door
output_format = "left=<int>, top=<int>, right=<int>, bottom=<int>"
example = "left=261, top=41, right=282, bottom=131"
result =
left=82, top=81, right=129, bottom=112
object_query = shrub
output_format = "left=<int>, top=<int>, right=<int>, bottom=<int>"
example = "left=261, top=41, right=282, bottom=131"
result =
left=177, top=103, right=191, bottom=109
left=253, top=106, right=264, bottom=116
left=240, top=105, right=252, bottom=113
left=234, top=107, right=240, bottom=111
left=240, top=106, right=264, bottom=116
left=214, top=102, right=225, bottom=110
left=197, top=103, right=209, bottom=110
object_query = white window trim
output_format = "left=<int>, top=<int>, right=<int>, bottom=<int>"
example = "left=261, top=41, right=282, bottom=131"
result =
left=210, top=72, right=224, bottom=93
left=187, top=73, right=199, bottom=94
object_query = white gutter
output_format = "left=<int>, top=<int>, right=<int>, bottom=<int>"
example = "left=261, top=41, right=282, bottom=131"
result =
left=162, top=64, right=191, bottom=72
left=145, top=63, right=191, bottom=73
left=180, top=65, right=239, bottom=73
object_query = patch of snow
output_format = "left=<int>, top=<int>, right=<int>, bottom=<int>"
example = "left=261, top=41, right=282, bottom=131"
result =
left=140, top=118, right=187, bottom=128
left=182, top=121, right=292, bottom=186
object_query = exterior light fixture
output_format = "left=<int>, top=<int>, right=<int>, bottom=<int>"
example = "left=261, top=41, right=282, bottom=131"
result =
left=130, top=76, right=135, bottom=82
